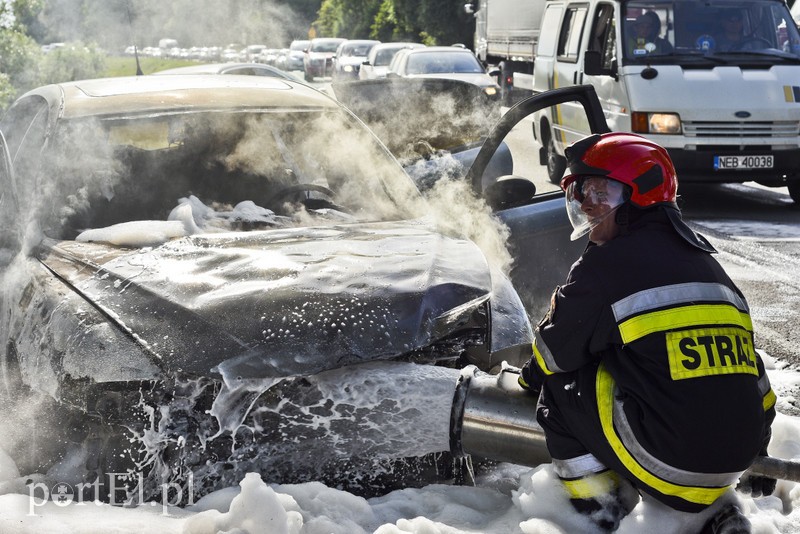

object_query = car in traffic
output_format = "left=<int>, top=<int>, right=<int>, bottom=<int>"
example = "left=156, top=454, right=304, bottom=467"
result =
left=286, top=39, right=310, bottom=71
left=243, top=44, right=267, bottom=62
left=387, top=46, right=501, bottom=101
left=0, top=72, right=593, bottom=502
left=332, top=39, right=380, bottom=80
left=152, top=62, right=296, bottom=80
left=359, top=42, right=426, bottom=80
left=303, top=37, right=346, bottom=81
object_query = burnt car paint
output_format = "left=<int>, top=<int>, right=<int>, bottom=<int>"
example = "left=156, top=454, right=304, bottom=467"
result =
left=0, top=69, right=604, bottom=499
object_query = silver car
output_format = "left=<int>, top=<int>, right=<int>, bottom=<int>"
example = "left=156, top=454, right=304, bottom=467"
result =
left=387, top=46, right=501, bottom=100
left=0, top=72, right=594, bottom=501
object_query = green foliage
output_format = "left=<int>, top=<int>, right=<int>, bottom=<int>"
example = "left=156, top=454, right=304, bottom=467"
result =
left=0, top=26, right=42, bottom=109
left=314, top=0, right=474, bottom=46
left=0, top=0, right=479, bottom=111
left=38, top=42, right=106, bottom=85
left=101, top=56, right=197, bottom=78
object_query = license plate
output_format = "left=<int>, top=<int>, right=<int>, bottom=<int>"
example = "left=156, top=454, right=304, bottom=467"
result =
left=713, top=155, right=773, bottom=170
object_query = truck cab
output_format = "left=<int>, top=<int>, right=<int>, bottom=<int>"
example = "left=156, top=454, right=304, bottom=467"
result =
left=532, top=0, right=800, bottom=202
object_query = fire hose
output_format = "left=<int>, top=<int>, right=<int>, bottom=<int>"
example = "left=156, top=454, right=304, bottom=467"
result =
left=449, top=365, right=800, bottom=483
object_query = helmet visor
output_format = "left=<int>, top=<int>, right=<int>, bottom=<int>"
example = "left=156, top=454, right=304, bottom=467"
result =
left=565, top=176, right=626, bottom=241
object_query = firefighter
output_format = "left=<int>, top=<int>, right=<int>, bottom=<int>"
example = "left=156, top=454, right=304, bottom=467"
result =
left=517, top=132, right=776, bottom=533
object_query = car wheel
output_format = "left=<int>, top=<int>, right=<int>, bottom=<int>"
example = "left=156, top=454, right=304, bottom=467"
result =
left=545, top=127, right=567, bottom=185
left=789, top=182, right=800, bottom=203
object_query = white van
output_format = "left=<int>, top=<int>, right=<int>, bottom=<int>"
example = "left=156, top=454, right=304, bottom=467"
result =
left=532, top=0, right=800, bottom=203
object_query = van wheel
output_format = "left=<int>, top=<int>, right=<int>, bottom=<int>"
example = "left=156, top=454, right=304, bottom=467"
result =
left=545, top=130, right=567, bottom=185
left=789, top=182, right=800, bottom=204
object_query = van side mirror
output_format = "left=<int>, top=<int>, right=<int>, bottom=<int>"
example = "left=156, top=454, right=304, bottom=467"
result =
left=584, top=51, right=616, bottom=78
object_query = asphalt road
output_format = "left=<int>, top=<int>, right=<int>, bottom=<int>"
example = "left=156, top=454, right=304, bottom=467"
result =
left=679, top=183, right=800, bottom=371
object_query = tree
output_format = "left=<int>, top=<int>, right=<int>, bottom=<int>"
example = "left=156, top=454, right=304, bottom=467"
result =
left=0, top=0, right=44, bottom=109
left=392, top=0, right=473, bottom=45
left=315, top=0, right=475, bottom=45
left=315, top=0, right=382, bottom=38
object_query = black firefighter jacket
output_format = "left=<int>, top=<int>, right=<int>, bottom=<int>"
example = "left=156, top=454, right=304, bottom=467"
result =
left=528, top=209, right=776, bottom=496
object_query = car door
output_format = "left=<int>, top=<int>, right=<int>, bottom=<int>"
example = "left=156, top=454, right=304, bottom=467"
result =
left=333, top=80, right=610, bottom=321
left=464, top=85, right=611, bottom=321
left=0, top=91, right=57, bottom=260
left=0, top=129, right=18, bottom=263
left=551, top=2, right=594, bottom=151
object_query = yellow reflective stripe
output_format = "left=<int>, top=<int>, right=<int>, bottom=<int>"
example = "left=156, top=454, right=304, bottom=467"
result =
left=532, top=343, right=555, bottom=376
left=763, top=389, right=777, bottom=411
left=618, top=304, right=753, bottom=344
left=561, top=471, right=620, bottom=500
left=596, top=365, right=729, bottom=506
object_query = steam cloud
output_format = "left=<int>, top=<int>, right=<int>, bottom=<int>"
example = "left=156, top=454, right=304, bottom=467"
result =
left=38, top=0, right=311, bottom=51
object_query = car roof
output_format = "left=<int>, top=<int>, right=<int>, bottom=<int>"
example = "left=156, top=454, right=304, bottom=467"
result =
left=374, top=42, right=425, bottom=50
left=31, top=74, right=337, bottom=119
left=152, top=62, right=294, bottom=79
left=404, top=46, right=476, bottom=54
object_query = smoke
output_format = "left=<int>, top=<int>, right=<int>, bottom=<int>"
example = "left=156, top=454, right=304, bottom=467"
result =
left=0, top=82, right=520, bottom=496
left=415, top=160, right=514, bottom=275
left=38, top=0, right=312, bottom=51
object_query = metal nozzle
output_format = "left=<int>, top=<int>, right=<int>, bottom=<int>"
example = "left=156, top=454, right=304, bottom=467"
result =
left=450, top=365, right=550, bottom=467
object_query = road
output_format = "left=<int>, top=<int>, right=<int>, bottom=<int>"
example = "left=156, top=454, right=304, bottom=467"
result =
left=679, top=183, right=800, bottom=372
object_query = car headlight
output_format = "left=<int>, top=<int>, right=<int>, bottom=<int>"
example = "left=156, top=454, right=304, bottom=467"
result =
left=631, top=112, right=681, bottom=134
left=344, top=65, right=354, bottom=72
left=484, top=86, right=498, bottom=97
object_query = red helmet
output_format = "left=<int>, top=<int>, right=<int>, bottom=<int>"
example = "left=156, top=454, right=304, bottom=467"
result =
left=560, top=132, right=677, bottom=208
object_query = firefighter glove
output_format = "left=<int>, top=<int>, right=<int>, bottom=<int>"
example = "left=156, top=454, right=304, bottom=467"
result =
left=518, top=360, right=544, bottom=397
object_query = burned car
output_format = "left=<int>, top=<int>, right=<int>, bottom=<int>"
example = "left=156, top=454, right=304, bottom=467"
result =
left=0, top=74, right=594, bottom=501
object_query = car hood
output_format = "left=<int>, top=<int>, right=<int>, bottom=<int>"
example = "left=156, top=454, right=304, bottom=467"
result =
left=39, top=220, right=502, bottom=380
left=338, top=56, right=367, bottom=67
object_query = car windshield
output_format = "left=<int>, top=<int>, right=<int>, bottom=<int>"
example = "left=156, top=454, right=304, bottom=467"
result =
left=342, top=44, right=373, bottom=56
left=622, top=0, right=800, bottom=62
left=290, top=41, right=309, bottom=51
left=312, top=40, right=341, bottom=53
left=374, top=47, right=404, bottom=66
left=39, top=108, right=422, bottom=242
left=405, top=51, right=484, bottom=74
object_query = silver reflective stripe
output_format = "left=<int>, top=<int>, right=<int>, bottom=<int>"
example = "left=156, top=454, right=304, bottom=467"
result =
left=534, top=329, right=564, bottom=373
left=612, top=282, right=749, bottom=323
left=612, top=392, right=743, bottom=487
left=552, top=453, right=606, bottom=479
left=758, top=372, right=772, bottom=396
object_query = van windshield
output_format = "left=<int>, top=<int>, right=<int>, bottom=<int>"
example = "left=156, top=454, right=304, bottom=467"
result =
left=622, top=0, right=800, bottom=63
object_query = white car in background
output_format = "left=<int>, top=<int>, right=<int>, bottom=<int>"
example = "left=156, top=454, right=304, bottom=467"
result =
left=359, top=42, right=425, bottom=80
left=332, top=39, right=380, bottom=80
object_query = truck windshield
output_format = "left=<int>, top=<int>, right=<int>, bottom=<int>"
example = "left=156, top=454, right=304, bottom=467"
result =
left=622, top=0, right=800, bottom=63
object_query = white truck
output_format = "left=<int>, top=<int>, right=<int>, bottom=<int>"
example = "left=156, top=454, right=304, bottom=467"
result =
left=466, top=0, right=546, bottom=102
left=531, top=0, right=800, bottom=202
